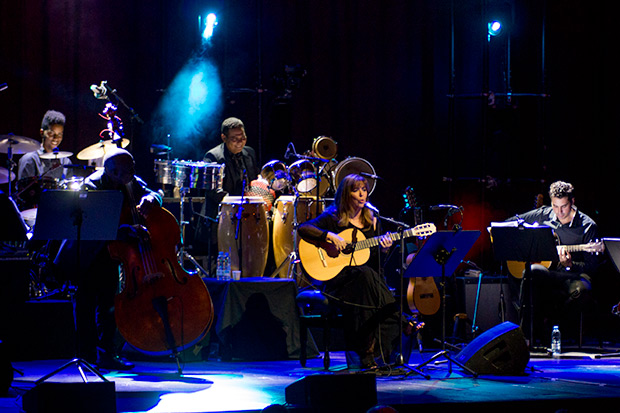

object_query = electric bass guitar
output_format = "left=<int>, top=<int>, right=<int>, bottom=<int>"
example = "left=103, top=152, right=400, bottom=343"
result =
left=299, top=223, right=436, bottom=281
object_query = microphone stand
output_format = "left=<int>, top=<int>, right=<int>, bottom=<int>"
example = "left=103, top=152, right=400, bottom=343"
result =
left=234, top=171, right=247, bottom=275
left=375, top=213, right=429, bottom=379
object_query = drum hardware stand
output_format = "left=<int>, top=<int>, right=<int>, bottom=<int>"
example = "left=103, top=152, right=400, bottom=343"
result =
left=405, top=230, right=480, bottom=378
left=177, top=186, right=209, bottom=277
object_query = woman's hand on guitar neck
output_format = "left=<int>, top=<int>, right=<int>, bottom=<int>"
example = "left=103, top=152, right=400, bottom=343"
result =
left=379, top=233, right=393, bottom=253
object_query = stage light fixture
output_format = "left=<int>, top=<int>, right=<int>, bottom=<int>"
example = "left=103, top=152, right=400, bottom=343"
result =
left=201, top=13, right=218, bottom=41
left=487, top=20, right=503, bottom=39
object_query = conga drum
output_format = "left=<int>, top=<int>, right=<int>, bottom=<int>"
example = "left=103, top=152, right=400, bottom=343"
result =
left=217, top=196, right=269, bottom=278
left=272, top=195, right=324, bottom=279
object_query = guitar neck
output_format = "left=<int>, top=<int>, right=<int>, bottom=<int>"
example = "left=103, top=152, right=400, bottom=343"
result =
left=562, top=243, right=592, bottom=253
left=353, top=227, right=420, bottom=251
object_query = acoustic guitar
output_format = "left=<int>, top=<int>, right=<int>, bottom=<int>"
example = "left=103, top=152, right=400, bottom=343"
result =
left=402, top=187, right=441, bottom=315
left=299, top=223, right=436, bottom=281
left=506, top=241, right=604, bottom=278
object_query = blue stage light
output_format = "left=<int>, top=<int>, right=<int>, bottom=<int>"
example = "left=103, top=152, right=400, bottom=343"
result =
left=202, top=13, right=218, bottom=41
left=487, top=20, right=503, bottom=38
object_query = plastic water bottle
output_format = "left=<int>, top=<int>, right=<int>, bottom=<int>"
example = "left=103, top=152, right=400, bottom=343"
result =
left=216, top=252, right=224, bottom=280
left=551, top=325, right=561, bottom=356
left=223, top=252, right=231, bottom=281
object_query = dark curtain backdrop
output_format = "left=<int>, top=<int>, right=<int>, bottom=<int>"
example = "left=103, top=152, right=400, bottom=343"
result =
left=1, top=0, right=619, bottom=270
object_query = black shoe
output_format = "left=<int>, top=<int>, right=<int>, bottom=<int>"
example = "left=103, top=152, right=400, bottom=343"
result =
left=96, top=354, right=135, bottom=371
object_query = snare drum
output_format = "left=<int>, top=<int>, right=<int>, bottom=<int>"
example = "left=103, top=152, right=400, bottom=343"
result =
left=217, top=196, right=269, bottom=278
left=333, top=157, right=377, bottom=195
left=288, top=159, right=317, bottom=194
left=272, top=195, right=325, bottom=278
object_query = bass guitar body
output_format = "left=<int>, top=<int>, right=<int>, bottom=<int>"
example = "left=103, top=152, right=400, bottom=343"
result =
left=110, top=206, right=214, bottom=355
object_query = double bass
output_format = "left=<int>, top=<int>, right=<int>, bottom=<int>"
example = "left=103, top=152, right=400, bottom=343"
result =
left=103, top=107, right=213, bottom=366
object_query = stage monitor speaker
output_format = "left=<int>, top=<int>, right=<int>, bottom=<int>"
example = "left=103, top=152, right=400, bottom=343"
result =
left=454, top=321, right=529, bottom=375
left=285, top=374, right=377, bottom=411
left=22, top=382, right=116, bottom=413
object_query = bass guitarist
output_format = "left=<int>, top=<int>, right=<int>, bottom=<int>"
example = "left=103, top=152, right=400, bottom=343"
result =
left=297, top=173, right=401, bottom=369
left=505, top=180, right=600, bottom=347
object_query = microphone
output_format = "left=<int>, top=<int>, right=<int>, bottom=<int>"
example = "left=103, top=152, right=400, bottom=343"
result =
left=429, top=204, right=460, bottom=211
left=365, top=202, right=380, bottom=214
left=360, top=172, right=381, bottom=180
left=284, top=142, right=296, bottom=160
left=90, top=81, right=108, bottom=99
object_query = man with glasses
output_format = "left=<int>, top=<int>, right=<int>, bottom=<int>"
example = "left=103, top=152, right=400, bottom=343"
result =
left=195, top=117, right=260, bottom=272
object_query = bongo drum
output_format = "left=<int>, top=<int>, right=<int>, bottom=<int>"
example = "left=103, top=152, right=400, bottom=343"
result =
left=217, top=196, right=269, bottom=278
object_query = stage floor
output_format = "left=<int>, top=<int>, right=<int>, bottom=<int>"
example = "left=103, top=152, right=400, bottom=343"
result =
left=4, top=348, right=620, bottom=412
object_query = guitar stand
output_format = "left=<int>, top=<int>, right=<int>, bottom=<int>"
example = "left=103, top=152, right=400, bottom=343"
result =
left=405, top=230, right=480, bottom=377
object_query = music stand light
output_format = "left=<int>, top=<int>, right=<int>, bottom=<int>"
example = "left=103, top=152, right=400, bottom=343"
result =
left=32, top=189, right=123, bottom=383
left=405, top=230, right=480, bottom=377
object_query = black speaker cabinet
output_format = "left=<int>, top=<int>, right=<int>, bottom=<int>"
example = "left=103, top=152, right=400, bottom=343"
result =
left=285, top=374, right=377, bottom=411
left=22, top=381, right=116, bottom=413
left=454, top=321, right=529, bottom=375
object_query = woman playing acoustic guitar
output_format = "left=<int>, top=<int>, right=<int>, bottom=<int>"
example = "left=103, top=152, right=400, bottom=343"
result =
left=297, top=173, right=401, bottom=369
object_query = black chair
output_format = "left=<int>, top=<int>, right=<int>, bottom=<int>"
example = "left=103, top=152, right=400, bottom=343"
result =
left=296, top=289, right=344, bottom=370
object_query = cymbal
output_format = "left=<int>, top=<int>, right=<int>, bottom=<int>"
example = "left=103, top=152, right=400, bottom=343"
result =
left=0, top=134, right=40, bottom=154
left=40, top=151, right=73, bottom=160
left=0, top=166, right=15, bottom=184
left=77, top=138, right=130, bottom=160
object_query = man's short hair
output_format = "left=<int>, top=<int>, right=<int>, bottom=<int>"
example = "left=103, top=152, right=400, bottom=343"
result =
left=220, top=117, right=244, bottom=136
left=549, top=181, right=574, bottom=200
left=41, top=110, right=66, bottom=131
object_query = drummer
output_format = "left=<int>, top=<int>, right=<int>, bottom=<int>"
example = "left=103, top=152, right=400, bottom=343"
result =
left=195, top=117, right=260, bottom=268
left=17, top=110, right=72, bottom=181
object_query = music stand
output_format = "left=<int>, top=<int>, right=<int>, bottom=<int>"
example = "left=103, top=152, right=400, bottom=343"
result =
left=405, top=230, right=480, bottom=376
left=602, top=238, right=620, bottom=273
left=489, top=224, right=558, bottom=349
left=32, top=189, right=123, bottom=382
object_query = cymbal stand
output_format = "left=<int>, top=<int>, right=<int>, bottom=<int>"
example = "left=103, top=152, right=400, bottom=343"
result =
left=177, top=186, right=209, bottom=277
left=411, top=247, right=478, bottom=377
